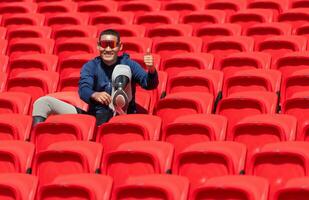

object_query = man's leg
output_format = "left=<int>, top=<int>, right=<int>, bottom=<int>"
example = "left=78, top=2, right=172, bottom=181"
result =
left=32, top=96, right=80, bottom=126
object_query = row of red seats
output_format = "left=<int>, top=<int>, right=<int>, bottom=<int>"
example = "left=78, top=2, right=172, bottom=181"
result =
left=3, top=139, right=309, bottom=199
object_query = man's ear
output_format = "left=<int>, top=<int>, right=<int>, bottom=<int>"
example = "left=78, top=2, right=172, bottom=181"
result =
left=119, top=42, right=123, bottom=51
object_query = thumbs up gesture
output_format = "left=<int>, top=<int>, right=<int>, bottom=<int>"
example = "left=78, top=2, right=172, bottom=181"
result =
left=143, top=48, right=155, bottom=73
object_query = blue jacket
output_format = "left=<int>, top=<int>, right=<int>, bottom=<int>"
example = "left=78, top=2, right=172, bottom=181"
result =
left=78, top=53, right=158, bottom=115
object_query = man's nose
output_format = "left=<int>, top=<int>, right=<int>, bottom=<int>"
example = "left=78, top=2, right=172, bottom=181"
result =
left=105, top=45, right=112, bottom=51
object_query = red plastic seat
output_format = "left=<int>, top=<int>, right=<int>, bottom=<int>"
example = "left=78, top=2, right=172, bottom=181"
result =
left=54, top=37, right=97, bottom=56
left=161, top=0, right=205, bottom=15
left=118, top=0, right=161, bottom=13
left=47, top=91, right=88, bottom=111
left=161, top=53, right=214, bottom=77
left=291, top=0, right=309, bottom=8
left=0, top=92, right=31, bottom=115
left=229, top=9, right=274, bottom=33
left=135, top=90, right=152, bottom=114
left=0, top=173, right=38, bottom=200
left=8, top=54, right=58, bottom=78
left=247, top=142, right=309, bottom=199
left=248, top=0, right=289, bottom=16
left=180, top=10, right=226, bottom=28
left=38, top=174, right=113, bottom=200
left=191, top=175, right=269, bottom=200
left=1, top=13, right=45, bottom=26
left=231, top=114, right=297, bottom=157
left=114, top=175, right=189, bottom=200
left=0, top=140, right=34, bottom=173
left=52, top=25, right=98, bottom=40
left=174, top=141, right=247, bottom=190
left=275, top=51, right=309, bottom=76
left=58, top=71, right=79, bottom=92
left=0, top=2, right=37, bottom=14
left=275, top=177, right=309, bottom=200
left=90, top=12, right=134, bottom=26
left=7, top=38, right=55, bottom=56
left=97, top=25, right=146, bottom=38
left=37, top=2, right=77, bottom=13
left=0, top=114, right=32, bottom=141
left=33, top=141, right=103, bottom=185
left=205, top=0, right=247, bottom=17
left=6, top=26, right=52, bottom=41
left=163, top=114, right=227, bottom=157
left=134, top=11, right=179, bottom=29
left=101, top=141, right=174, bottom=185
left=45, top=12, right=89, bottom=27
left=0, top=55, right=8, bottom=72
left=146, top=24, right=193, bottom=38
left=0, top=72, right=7, bottom=93
left=120, top=37, right=152, bottom=54
left=223, top=69, right=282, bottom=97
left=97, top=114, right=162, bottom=154
left=0, top=27, right=6, bottom=39
left=77, top=1, right=118, bottom=13
left=167, top=69, right=223, bottom=98
left=155, top=92, right=214, bottom=128
left=0, top=40, right=8, bottom=55
left=278, top=8, right=309, bottom=30
left=32, top=114, right=96, bottom=152
left=194, top=23, right=242, bottom=43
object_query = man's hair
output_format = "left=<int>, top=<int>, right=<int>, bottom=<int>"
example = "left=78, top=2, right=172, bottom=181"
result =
left=99, top=29, right=120, bottom=43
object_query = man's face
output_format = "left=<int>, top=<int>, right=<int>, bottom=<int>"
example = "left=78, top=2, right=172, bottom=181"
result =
left=97, top=34, right=122, bottom=65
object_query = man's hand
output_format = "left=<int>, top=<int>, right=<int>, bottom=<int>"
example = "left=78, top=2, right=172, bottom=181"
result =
left=144, top=48, right=156, bottom=73
left=91, top=92, right=112, bottom=105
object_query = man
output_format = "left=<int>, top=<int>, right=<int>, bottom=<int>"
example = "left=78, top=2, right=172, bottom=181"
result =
left=32, top=29, right=158, bottom=126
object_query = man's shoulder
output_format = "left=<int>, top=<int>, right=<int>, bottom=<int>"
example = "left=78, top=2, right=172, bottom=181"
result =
left=120, top=53, right=139, bottom=67
left=83, top=56, right=100, bottom=68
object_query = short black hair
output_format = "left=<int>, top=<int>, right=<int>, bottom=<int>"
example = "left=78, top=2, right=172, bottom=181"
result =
left=99, top=29, right=120, bottom=43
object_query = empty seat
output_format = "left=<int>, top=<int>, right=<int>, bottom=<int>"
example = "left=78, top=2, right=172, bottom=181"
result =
left=155, top=92, right=214, bottom=128
left=278, top=8, right=309, bottom=30
left=0, top=114, right=32, bottom=141
left=146, top=24, right=193, bottom=38
left=174, top=141, right=247, bottom=190
left=0, top=140, right=34, bottom=173
left=90, top=12, right=134, bottom=26
left=7, top=38, right=55, bottom=56
left=134, top=11, right=179, bottom=29
left=32, top=114, right=96, bottom=152
left=167, top=69, right=223, bottom=99
left=0, top=2, right=37, bottom=14
left=33, top=141, right=103, bottom=184
left=114, top=175, right=189, bottom=200
left=291, top=0, right=309, bottom=8
left=52, top=25, right=98, bottom=40
left=58, top=71, right=79, bottom=92
left=118, top=0, right=161, bottom=13
left=97, top=114, right=161, bottom=153
left=97, top=25, right=146, bottom=38
left=121, top=37, right=152, bottom=54
left=0, top=55, right=8, bottom=72
left=0, top=72, right=7, bottom=93
left=1, top=13, right=45, bottom=26
left=161, top=53, right=214, bottom=77
left=161, top=0, right=205, bottom=14
left=0, top=92, right=31, bottom=114
left=6, top=26, right=52, bottom=41
left=275, top=51, right=309, bottom=76
left=275, top=177, right=309, bottom=200
left=101, top=141, right=174, bottom=185
left=54, top=37, right=97, bottom=56
left=223, top=69, right=282, bottom=97
left=0, top=27, right=6, bottom=40
left=37, top=2, right=77, bottom=13
left=38, top=174, right=113, bottom=200
left=247, top=142, right=309, bottom=198
left=191, top=175, right=269, bottom=200
left=231, top=114, right=297, bottom=156
left=248, top=0, right=289, bottom=16
left=180, top=10, right=226, bottom=28
left=47, top=91, right=89, bottom=111
left=194, top=23, right=242, bottom=43
left=162, top=114, right=227, bottom=157
left=77, top=1, right=118, bottom=13
left=205, top=0, right=247, bottom=17
left=0, top=40, right=8, bottom=55
left=45, top=12, right=89, bottom=27
left=135, top=90, right=152, bottom=114
left=0, top=173, right=38, bottom=200
left=153, top=36, right=202, bottom=59
left=8, top=54, right=58, bottom=78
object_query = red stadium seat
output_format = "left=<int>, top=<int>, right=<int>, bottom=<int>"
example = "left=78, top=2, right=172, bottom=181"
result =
left=58, top=71, right=79, bottom=92
left=37, top=2, right=78, bottom=13
left=275, top=51, right=309, bottom=76
left=180, top=10, right=226, bottom=28
left=174, top=141, right=247, bottom=190
left=47, top=91, right=89, bottom=111
left=248, top=0, right=289, bottom=16
left=291, top=0, right=309, bottom=8
left=191, top=175, right=269, bottom=200
left=0, top=92, right=31, bottom=115
left=0, top=55, right=8, bottom=72
left=32, top=114, right=96, bottom=152
left=0, top=40, right=8, bottom=55
left=54, top=37, right=97, bottom=56
left=90, top=12, right=134, bottom=26
left=118, top=0, right=161, bottom=13
left=38, top=174, right=113, bottom=200
left=120, top=37, right=152, bottom=54
left=275, top=177, right=309, bottom=200
left=97, top=114, right=162, bottom=153
left=101, top=141, right=174, bottom=185
left=7, top=38, right=55, bottom=56
left=161, top=53, right=214, bottom=77
left=1, top=13, right=45, bottom=26
left=134, top=11, right=179, bottom=29
left=114, top=175, right=189, bottom=200
left=294, top=23, right=309, bottom=41
left=0, top=140, right=34, bottom=173
left=205, top=0, right=247, bottom=17
left=0, top=27, right=6, bottom=39
left=52, top=25, right=98, bottom=40
left=161, top=0, right=205, bottom=14
left=162, top=114, right=227, bottom=157
left=247, top=142, right=309, bottom=198
left=0, top=114, right=32, bottom=141
left=146, top=24, right=193, bottom=38
left=0, top=174, right=38, bottom=200
left=45, top=12, right=89, bottom=27
left=8, top=54, right=58, bottom=78
left=33, top=141, right=103, bottom=184
left=278, top=8, right=309, bottom=30
left=6, top=26, right=52, bottom=40
left=97, top=25, right=146, bottom=38
left=223, top=69, right=282, bottom=97
left=77, top=1, right=118, bottom=13
left=135, top=91, right=152, bottom=114
left=0, top=72, right=7, bottom=93
left=0, top=2, right=37, bottom=14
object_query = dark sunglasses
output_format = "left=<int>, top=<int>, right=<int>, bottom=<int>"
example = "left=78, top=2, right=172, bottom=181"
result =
left=98, top=40, right=119, bottom=49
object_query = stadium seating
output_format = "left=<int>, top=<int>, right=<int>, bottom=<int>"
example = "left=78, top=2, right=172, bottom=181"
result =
left=1, top=13, right=45, bottom=26
left=0, top=113, right=32, bottom=140
left=0, top=92, right=31, bottom=115
left=6, top=25, right=52, bottom=40
left=77, top=1, right=118, bottom=13
left=90, top=12, right=135, bottom=26
left=52, top=25, right=98, bottom=39
left=134, top=11, right=180, bottom=29
left=274, top=177, right=309, bottom=200
left=37, top=2, right=78, bottom=14
left=180, top=10, right=226, bottom=28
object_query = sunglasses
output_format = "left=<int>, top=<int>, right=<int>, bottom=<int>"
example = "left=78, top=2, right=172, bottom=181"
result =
left=98, top=40, right=119, bottom=49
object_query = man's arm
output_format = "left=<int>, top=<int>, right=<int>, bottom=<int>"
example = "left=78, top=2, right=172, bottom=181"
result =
left=79, top=63, right=95, bottom=104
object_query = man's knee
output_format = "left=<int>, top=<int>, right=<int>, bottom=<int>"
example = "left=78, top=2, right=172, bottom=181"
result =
left=33, top=96, right=55, bottom=108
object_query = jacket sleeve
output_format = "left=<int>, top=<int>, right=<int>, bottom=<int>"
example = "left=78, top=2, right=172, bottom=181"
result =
left=128, top=59, right=159, bottom=90
left=78, top=62, right=95, bottom=104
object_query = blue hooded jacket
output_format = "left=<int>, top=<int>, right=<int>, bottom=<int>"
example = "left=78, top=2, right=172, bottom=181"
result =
left=78, top=53, right=158, bottom=115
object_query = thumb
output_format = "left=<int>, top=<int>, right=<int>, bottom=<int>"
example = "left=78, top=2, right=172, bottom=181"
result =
left=145, top=48, right=151, bottom=55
